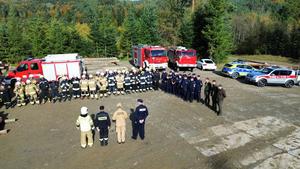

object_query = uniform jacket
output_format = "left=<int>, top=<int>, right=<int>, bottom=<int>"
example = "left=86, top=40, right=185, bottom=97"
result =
left=80, top=79, right=89, bottom=90
left=112, top=108, right=128, bottom=127
left=204, top=82, right=211, bottom=95
left=72, top=78, right=80, bottom=90
left=39, top=78, right=49, bottom=91
left=76, top=115, right=94, bottom=132
left=95, top=111, right=111, bottom=129
left=134, top=104, right=148, bottom=124
left=217, top=88, right=226, bottom=102
left=211, top=84, right=218, bottom=98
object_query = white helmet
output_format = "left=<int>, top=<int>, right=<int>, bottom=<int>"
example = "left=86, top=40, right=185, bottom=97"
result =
left=96, top=71, right=100, bottom=75
left=26, top=79, right=31, bottom=84
left=16, top=77, right=21, bottom=81
left=89, top=74, right=93, bottom=78
left=15, top=81, right=21, bottom=86
left=83, top=71, right=87, bottom=75
left=80, top=107, right=88, bottom=115
left=29, top=74, right=34, bottom=78
left=40, top=75, right=44, bottom=78
left=82, top=75, right=86, bottom=78
left=100, top=72, right=105, bottom=76
left=109, top=70, right=113, bottom=74
left=117, top=70, right=121, bottom=74
left=22, top=75, right=27, bottom=79
left=105, top=69, right=109, bottom=72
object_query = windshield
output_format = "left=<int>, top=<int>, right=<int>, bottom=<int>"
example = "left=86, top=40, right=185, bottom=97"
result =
left=224, top=64, right=233, bottom=67
left=181, top=51, right=195, bottom=57
left=261, top=68, right=273, bottom=74
left=204, top=60, right=213, bottom=64
left=151, top=50, right=167, bottom=57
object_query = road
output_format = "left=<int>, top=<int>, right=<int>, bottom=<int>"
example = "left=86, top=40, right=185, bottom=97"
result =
left=1, top=61, right=299, bottom=169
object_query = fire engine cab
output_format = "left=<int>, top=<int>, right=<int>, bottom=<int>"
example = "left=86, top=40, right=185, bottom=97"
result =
left=167, top=46, right=197, bottom=71
left=132, top=45, right=168, bottom=69
left=6, top=53, right=84, bottom=84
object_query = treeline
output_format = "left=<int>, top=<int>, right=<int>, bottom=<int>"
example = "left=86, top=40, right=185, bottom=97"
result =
left=0, top=0, right=299, bottom=63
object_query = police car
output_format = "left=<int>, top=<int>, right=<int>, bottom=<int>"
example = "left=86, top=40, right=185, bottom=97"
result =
left=221, top=62, right=255, bottom=79
left=246, top=67, right=298, bottom=88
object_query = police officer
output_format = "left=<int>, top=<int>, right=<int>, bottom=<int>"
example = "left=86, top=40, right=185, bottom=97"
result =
left=99, top=72, right=108, bottom=98
left=204, top=78, right=212, bottom=106
left=194, top=75, right=203, bottom=102
left=88, top=74, right=97, bottom=99
left=39, top=75, right=50, bottom=104
left=116, top=70, right=125, bottom=95
left=14, top=81, right=25, bottom=107
left=95, top=106, right=111, bottom=146
left=72, top=77, right=81, bottom=99
left=216, top=85, right=226, bottom=116
left=25, top=79, right=39, bottom=105
left=211, top=80, right=218, bottom=111
left=124, top=71, right=132, bottom=94
left=80, top=75, right=89, bottom=99
left=132, top=99, right=148, bottom=140
left=49, top=80, right=60, bottom=103
left=108, top=70, right=117, bottom=95
left=60, top=76, right=71, bottom=101
left=153, top=69, right=160, bottom=90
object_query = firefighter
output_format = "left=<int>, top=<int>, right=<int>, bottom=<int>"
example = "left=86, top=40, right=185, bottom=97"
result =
left=88, top=74, right=97, bottom=99
left=161, top=70, right=167, bottom=91
left=139, top=71, right=148, bottom=92
left=60, top=76, right=71, bottom=101
left=188, top=76, right=196, bottom=102
left=145, top=68, right=153, bottom=90
left=80, top=75, right=89, bottom=98
left=124, top=71, right=131, bottom=94
left=166, top=72, right=172, bottom=93
left=153, top=69, right=160, bottom=90
left=181, top=75, right=189, bottom=101
left=132, top=99, right=148, bottom=140
left=95, top=106, right=111, bottom=146
left=130, top=68, right=138, bottom=92
left=204, top=78, right=212, bottom=106
left=116, top=70, right=125, bottom=95
left=39, top=75, right=50, bottom=104
left=0, top=80, right=11, bottom=109
left=216, top=85, right=226, bottom=116
left=194, top=75, right=203, bottom=102
left=25, top=79, right=39, bottom=105
left=72, top=77, right=81, bottom=99
left=14, top=81, right=25, bottom=107
left=171, top=73, right=177, bottom=94
left=49, top=80, right=60, bottom=103
left=99, top=72, right=108, bottom=98
left=76, top=107, right=94, bottom=148
left=211, top=80, right=218, bottom=111
left=112, top=103, right=128, bottom=144
left=107, top=70, right=116, bottom=95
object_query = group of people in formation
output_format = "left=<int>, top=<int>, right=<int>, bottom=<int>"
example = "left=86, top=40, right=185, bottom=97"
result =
left=76, top=99, right=148, bottom=148
left=0, top=67, right=161, bottom=108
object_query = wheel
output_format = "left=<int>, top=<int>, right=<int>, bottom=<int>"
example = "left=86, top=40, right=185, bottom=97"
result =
left=231, top=72, right=239, bottom=79
left=257, top=79, right=267, bottom=87
left=285, top=80, right=294, bottom=88
left=199, top=65, right=203, bottom=70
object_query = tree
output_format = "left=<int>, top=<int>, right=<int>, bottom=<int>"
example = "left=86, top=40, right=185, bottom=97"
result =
left=178, top=11, right=194, bottom=48
left=194, top=0, right=234, bottom=63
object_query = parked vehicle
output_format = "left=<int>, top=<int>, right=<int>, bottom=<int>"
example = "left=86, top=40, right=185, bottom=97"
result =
left=167, top=46, right=197, bottom=71
left=132, top=45, right=168, bottom=69
left=246, top=67, right=298, bottom=88
left=5, top=53, right=84, bottom=84
left=197, top=59, right=217, bottom=71
left=221, top=62, right=255, bottom=79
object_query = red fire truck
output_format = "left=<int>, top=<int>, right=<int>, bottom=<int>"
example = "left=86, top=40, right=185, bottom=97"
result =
left=132, top=45, right=168, bottom=69
left=5, top=53, right=84, bottom=84
left=167, top=46, right=197, bottom=71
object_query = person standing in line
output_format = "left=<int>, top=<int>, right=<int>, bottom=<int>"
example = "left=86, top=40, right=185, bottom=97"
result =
left=112, top=103, right=128, bottom=144
left=95, top=106, right=111, bottom=146
left=211, top=80, right=218, bottom=111
left=76, top=107, right=94, bottom=149
left=204, top=78, right=212, bottom=106
left=132, top=99, right=148, bottom=140
left=216, top=85, right=226, bottom=116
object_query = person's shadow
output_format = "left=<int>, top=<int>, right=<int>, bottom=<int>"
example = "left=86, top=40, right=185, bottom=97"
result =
left=129, top=108, right=135, bottom=138
left=90, top=114, right=96, bottom=141
left=0, top=111, right=9, bottom=131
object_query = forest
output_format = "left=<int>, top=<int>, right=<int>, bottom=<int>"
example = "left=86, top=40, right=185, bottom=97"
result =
left=0, top=0, right=299, bottom=63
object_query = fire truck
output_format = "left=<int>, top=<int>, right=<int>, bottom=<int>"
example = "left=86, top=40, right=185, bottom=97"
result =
left=132, top=45, right=168, bottom=69
left=6, top=53, right=84, bottom=84
left=167, top=46, right=197, bottom=71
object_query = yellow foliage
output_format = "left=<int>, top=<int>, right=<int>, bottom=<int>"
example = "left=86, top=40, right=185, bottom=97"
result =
left=60, top=4, right=72, bottom=16
left=75, top=23, right=91, bottom=41
left=50, top=6, right=56, bottom=17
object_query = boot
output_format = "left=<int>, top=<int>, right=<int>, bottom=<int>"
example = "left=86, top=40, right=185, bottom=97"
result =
left=104, top=140, right=108, bottom=146
left=100, top=140, right=104, bottom=146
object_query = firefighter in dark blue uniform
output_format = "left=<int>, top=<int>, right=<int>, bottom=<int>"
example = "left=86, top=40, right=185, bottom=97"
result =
left=132, top=99, right=148, bottom=140
left=0, top=81, right=11, bottom=109
left=49, top=80, right=60, bottom=103
left=175, top=74, right=182, bottom=97
left=95, top=106, right=111, bottom=146
left=161, top=70, right=167, bottom=91
left=130, top=69, right=138, bottom=92
left=145, top=68, right=153, bottom=90
left=60, top=76, right=71, bottom=101
left=72, top=77, right=81, bottom=99
left=153, top=69, right=160, bottom=90
left=124, top=71, right=131, bottom=94
left=39, top=75, right=50, bottom=104
left=188, top=76, right=196, bottom=102
left=171, top=73, right=177, bottom=94
left=138, top=71, right=147, bottom=92
left=194, top=75, right=203, bottom=102
left=181, top=75, right=189, bottom=101
left=166, top=72, right=172, bottom=93
left=107, top=70, right=116, bottom=95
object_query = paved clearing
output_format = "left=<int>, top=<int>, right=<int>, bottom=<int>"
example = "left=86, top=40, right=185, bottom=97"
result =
left=1, top=60, right=300, bottom=169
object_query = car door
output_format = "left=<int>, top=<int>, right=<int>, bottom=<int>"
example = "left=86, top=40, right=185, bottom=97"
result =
left=29, top=62, right=42, bottom=78
left=269, top=70, right=281, bottom=84
left=15, top=63, right=29, bottom=78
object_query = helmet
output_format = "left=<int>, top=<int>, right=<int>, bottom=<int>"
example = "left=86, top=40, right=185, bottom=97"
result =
left=29, top=74, right=34, bottom=78
left=89, top=74, right=93, bottom=78
left=26, top=79, right=31, bottom=84
left=96, top=71, right=100, bottom=75
left=80, top=107, right=88, bottom=115
left=15, top=81, right=21, bottom=86
left=82, top=75, right=86, bottom=78
left=105, top=69, right=109, bottom=72
left=16, top=77, right=21, bottom=81
left=100, top=72, right=105, bottom=76
left=40, top=75, right=44, bottom=78
left=109, top=70, right=113, bottom=74
left=22, top=75, right=27, bottom=79
left=117, top=70, right=121, bottom=74
left=122, top=70, right=126, bottom=74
